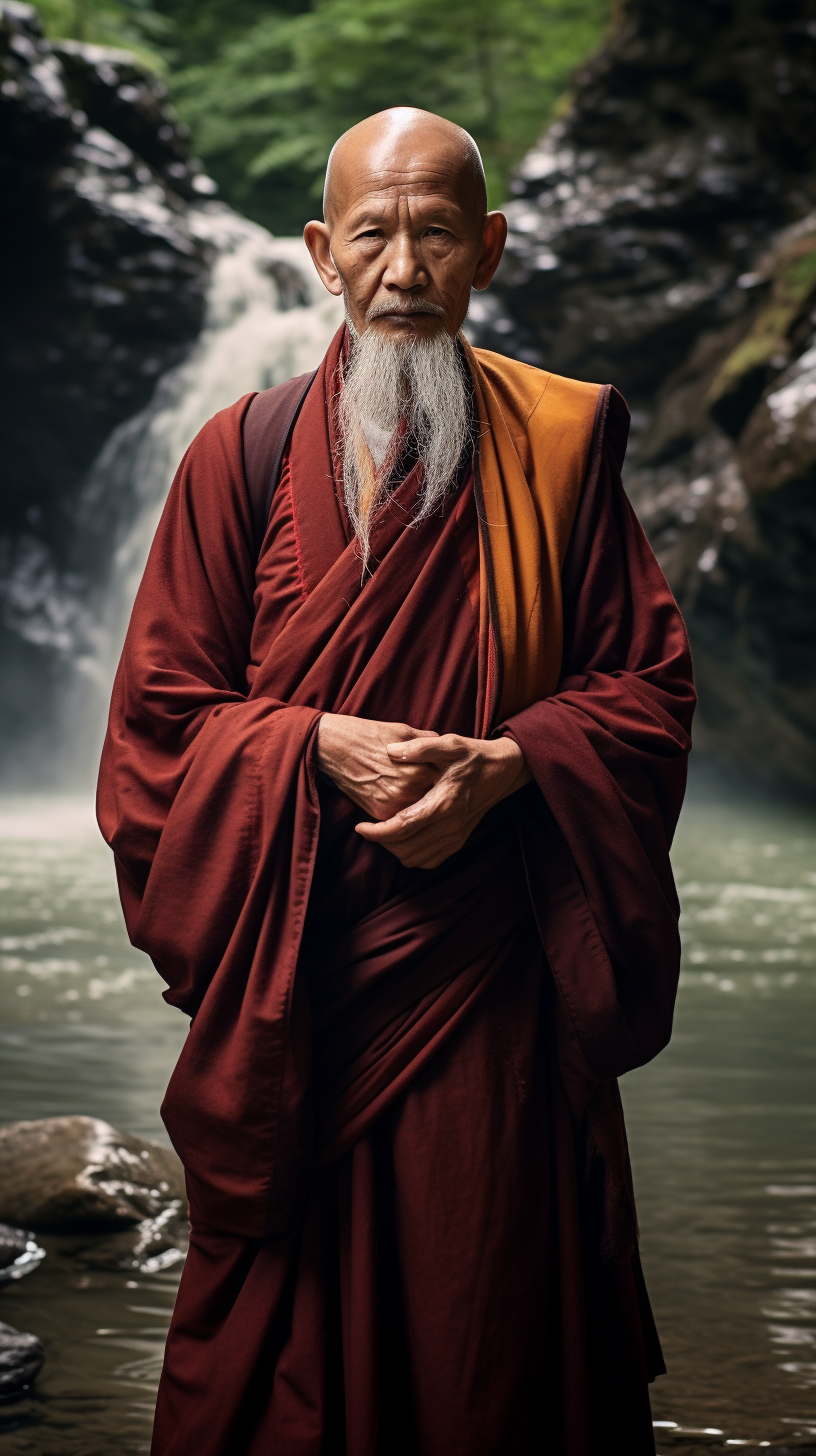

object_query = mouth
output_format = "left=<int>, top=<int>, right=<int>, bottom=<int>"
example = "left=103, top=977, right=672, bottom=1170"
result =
left=367, top=301, right=445, bottom=324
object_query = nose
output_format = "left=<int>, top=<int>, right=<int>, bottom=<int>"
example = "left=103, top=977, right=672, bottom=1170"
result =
left=381, top=228, right=431, bottom=291
left=381, top=196, right=431, bottom=292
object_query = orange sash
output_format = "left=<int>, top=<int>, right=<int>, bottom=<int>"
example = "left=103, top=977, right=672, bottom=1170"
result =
left=464, top=342, right=602, bottom=728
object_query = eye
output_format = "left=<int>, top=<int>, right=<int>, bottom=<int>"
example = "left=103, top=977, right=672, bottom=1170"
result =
left=424, top=226, right=448, bottom=238
left=356, top=228, right=383, bottom=240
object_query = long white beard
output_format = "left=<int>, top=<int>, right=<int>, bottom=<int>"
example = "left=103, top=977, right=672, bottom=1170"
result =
left=338, top=321, right=473, bottom=569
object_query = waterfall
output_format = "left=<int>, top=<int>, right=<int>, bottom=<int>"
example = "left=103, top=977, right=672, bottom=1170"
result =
left=65, top=206, right=344, bottom=774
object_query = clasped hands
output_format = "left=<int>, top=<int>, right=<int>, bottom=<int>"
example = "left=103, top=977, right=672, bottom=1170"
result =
left=315, top=713, right=531, bottom=870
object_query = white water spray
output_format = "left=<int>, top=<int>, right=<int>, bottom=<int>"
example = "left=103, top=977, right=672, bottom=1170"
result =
left=79, top=205, right=343, bottom=691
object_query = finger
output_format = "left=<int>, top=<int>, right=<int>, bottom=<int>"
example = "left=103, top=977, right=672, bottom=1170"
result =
left=398, top=849, right=451, bottom=870
left=356, top=821, right=455, bottom=869
left=387, top=830, right=462, bottom=870
left=355, top=820, right=387, bottom=842
left=355, top=800, right=436, bottom=843
left=386, top=734, right=461, bottom=764
left=356, top=815, right=426, bottom=845
left=384, top=724, right=439, bottom=744
left=356, top=792, right=447, bottom=846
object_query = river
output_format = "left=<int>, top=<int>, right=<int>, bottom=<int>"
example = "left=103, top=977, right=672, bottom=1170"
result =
left=0, top=768, right=814, bottom=1453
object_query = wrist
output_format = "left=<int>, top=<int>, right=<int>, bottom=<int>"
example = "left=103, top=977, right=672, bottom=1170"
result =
left=490, top=735, right=531, bottom=795
left=315, top=712, right=341, bottom=777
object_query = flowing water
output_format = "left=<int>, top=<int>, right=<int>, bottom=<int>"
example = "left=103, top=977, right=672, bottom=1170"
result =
left=77, top=216, right=344, bottom=690
left=630, top=769, right=816, bottom=1453
left=0, top=771, right=814, bottom=1453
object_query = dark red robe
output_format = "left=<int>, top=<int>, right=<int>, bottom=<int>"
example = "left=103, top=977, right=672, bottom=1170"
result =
left=97, top=330, right=694, bottom=1455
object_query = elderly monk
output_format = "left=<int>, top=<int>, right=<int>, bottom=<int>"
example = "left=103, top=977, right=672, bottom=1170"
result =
left=98, top=106, right=694, bottom=1456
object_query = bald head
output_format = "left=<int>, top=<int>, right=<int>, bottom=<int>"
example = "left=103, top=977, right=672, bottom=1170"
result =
left=323, top=107, right=487, bottom=224
left=303, top=106, right=506, bottom=341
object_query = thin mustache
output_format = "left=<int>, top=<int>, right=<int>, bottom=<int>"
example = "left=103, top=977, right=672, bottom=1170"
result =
left=366, top=299, right=446, bottom=320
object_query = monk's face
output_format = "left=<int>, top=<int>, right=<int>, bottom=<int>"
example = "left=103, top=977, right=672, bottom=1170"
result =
left=304, top=112, right=507, bottom=339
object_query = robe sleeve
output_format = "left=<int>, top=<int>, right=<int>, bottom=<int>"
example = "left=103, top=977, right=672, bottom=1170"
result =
left=97, top=396, right=325, bottom=1235
left=503, top=388, right=695, bottom=1097
left=97, top=395, right=322, bottom=1018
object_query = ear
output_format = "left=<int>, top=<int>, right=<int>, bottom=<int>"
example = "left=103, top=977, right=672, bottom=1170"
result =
left=304, top=221, right=344, bottom=296
left=472, top=212, right=508, bottom=291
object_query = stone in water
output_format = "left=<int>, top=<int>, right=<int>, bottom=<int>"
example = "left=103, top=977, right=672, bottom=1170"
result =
left=0, top=1321, right=45, bottom=1401
left=0, top=1116, right=185, bottom=1231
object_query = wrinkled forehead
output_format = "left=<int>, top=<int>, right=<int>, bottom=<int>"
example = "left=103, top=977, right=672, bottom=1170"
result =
left=325, top=126, right=484, bottom=224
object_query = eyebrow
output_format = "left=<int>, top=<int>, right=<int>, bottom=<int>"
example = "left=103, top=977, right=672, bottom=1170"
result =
left=345, top=195, right=465, bottom=230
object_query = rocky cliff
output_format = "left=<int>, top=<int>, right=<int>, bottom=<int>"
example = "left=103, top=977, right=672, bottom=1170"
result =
left=1, top=1, right=214, bottom=768
left=472, top=0, right=816, bottom=792
left=1, top=2, right=215, bottom=540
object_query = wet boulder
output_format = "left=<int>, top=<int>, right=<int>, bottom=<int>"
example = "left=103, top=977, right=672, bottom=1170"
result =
left=0, top=1222, right=44, bottom=1284
left=0, top=1116, right=185, bottom=1231
left=69, top=1205, right=188, bottom=1274
left=0, top=1321, right=44, bottom=1401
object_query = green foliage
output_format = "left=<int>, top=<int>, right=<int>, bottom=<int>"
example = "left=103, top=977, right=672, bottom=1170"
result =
left=33, top=0, right=609, bottom=233
left=153, top=0, right=312, bottom=68
left=34, top=0, right=168, bottom=70
left=170, top=0, right=608, bottom=231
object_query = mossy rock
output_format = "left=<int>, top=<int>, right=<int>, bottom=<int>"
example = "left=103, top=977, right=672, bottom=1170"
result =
left=708, top=235, right=816, bottom=438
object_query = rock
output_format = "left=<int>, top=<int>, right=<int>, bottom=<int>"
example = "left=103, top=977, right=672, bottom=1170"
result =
left=0, top=0, right=212, bottom=776
left=0, top=1223, right=44, bottom=1284
left=0, top=1321, right=44, bottom=1401
left=0, top=1116, right=186, bottom=1232
left=70, top=1204, right=187, bottom=1273
left=475, top=0, right=816, bottom=792
left=473, top=0, right=816, bottom=384
left=0, top=3, right=210, bottom=527
left=625, top=218, right=816, bottom=791
left=707, top=226, right=816, bottom=440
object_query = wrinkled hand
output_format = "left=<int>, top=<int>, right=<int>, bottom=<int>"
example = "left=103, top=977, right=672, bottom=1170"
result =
left=355, top=733, right=532, bottom=870
left=316, top=713, right=440, bottom=822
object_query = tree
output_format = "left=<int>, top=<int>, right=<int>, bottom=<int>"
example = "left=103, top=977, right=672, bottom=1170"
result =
left=171, top=0, right=608, bottom=230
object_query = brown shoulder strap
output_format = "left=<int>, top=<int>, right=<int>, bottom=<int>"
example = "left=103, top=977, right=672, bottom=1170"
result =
left=242, top=370, right=318, bottom=558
